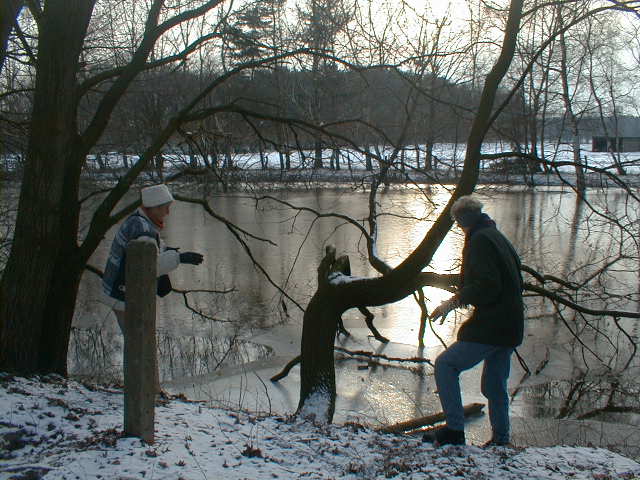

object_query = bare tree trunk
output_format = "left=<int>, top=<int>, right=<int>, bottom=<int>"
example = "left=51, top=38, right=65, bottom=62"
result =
left=313, top=140, right=323, bottom=169
left=0, top=0, right=23, bottom=74
left=40, top=261, right=84, bottom=372
left=0, top=0, right=95, bottom=373
left=298, top=249, right=353, bottom=423
left=210, top=142, right=219, bottom=168
left=95, top=152, right=105, bottom=170
left=225, top=143, right=233, bottom=169
left=364, top=145, right=373, bottom=171
left=298, top=298, right=341, bottom=420
left=425, top=140, right=434, bottom=171
left=155, top=153, right=165, bottom=180
left=558, top=20, right=586, bottom=198
left=259, top=142, right=267, bottom=170
left=570, top=132, right=585, bottom=195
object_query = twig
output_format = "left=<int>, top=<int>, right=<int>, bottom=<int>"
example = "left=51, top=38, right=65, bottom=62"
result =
left=334, top=347, right=434, bottom=367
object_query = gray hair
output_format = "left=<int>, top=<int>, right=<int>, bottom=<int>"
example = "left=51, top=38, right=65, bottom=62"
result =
left=451, top=195, right=483, bottom=222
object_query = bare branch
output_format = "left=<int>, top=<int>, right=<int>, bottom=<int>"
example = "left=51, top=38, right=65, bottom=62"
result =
left=524, top=282, right=640, bottom=319
left=172, top=194, right=303, bottom=313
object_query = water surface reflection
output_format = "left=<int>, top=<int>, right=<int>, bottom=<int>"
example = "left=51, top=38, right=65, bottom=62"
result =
left=70, top=185, right=639, bottom=455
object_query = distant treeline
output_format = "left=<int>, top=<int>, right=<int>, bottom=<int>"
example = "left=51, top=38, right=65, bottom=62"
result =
left=1, top=66, right=637, bottom=165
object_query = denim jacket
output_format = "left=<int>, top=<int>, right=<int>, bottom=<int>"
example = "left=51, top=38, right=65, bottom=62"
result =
left=102, top=208, right=180, bottom=301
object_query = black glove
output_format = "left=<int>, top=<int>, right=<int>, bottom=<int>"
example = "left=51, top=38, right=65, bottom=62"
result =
left=179, top=251, right=204, bottom=265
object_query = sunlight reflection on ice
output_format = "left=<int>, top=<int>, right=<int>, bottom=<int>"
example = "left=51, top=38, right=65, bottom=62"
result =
left=363, top=186, right=466, bottom=347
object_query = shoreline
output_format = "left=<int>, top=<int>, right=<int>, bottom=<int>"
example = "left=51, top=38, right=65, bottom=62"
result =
left=4, top=164, right=640, bottom=191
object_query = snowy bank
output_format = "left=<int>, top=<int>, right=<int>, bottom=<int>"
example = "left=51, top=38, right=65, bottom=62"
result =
left=1, top=374, right=639, bottom=479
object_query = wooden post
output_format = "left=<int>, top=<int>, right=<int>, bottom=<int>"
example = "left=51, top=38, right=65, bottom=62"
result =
left=123, top=237, right=157, bottom=444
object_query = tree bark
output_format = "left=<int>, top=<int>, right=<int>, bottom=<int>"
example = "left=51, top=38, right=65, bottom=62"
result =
left=39, top=259, right=84, bottom=373
left=0, top=0, right=95, bottom=373
left=313, top=139, right=323, bottom=169
left=297, top=247, right=348, bottom=422
left=297, top=291, right=341, bottom=422
left=364, top=145, right=373, bottom=171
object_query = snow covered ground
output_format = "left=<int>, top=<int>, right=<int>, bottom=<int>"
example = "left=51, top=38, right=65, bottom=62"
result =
left=2, top=374, right=639, bottom=480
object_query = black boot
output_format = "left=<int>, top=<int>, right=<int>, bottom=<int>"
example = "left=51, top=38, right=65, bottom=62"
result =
left=422, top=427, right=465, bottom=446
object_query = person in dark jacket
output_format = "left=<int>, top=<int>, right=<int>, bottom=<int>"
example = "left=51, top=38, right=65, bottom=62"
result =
left=424, top=195, right=524, bottom=447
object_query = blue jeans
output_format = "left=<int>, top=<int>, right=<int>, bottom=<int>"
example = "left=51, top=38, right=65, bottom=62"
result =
left=434, top=341, right=513, bottom=443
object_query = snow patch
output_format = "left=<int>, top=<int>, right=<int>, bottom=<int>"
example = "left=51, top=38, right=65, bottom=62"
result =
left=1, top=374, right=639, bottom=480
left=328, top=272, right=365, bottom=285
left=297, top=389, right=331, bottom=424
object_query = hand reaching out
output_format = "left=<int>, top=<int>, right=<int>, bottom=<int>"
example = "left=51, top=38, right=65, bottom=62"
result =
left=429, top=297, right=460, bottom=324
left=179, top=251, right=204, bottom=265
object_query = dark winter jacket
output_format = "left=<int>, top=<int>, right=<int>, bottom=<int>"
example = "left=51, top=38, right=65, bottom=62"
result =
left=102, top=209, right=180, bottom=302
left=456, top=215, right=524, bottom=347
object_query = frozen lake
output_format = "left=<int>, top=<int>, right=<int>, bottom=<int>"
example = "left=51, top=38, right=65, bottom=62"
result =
left=71, top=183, right=640, bottom=454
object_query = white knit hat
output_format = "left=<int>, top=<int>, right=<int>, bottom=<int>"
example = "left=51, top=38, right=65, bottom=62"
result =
left=141, top=184, right=174, bottom=207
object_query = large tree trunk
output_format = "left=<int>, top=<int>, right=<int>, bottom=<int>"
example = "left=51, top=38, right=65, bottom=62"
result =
left=38, top=153, right=85, bottom=373
left=297, top=247, right=350, bottom=423
left=297, top=291, right=341, bottom=422
left=39, top=260, right=84, bottom=373
left=0, top=0, right=95, bottom=373
left=364, top=145, right=373, bottom=171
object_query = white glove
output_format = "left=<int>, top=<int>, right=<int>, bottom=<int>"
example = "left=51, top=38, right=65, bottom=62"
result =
left=430, top=297, right=460, bottom=324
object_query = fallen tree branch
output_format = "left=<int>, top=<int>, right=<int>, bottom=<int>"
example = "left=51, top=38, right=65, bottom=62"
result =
left=270, top=355, right=301, bottom=382
left=377, top=403, right=485, bottom=434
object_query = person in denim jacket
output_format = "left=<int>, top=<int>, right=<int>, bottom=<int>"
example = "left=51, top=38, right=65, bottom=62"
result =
left=102, top=184, right=204, bottom=332
left=102, top=184, right=203, bottom=331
